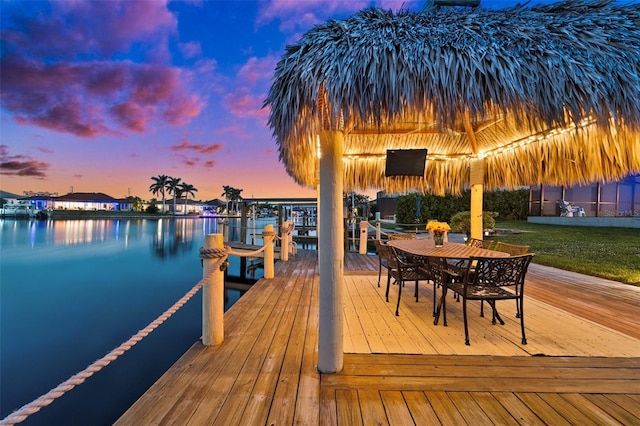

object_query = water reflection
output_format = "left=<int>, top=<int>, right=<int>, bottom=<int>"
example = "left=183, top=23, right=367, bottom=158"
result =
left=152, top=219, right=197, bottom=259
left=0, top=217, right=271, bottom=425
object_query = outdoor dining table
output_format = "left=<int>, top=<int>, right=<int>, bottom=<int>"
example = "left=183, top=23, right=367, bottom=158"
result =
left=386, top=238, right=509, bottom=260
left=386, top=238, right=510, bottom=326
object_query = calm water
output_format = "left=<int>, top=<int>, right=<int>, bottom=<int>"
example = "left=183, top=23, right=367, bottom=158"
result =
left=0, top=217, right=272, bottom=425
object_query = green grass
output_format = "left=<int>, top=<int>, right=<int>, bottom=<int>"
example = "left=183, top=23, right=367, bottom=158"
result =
left=492, top=221, right=640, bottom=286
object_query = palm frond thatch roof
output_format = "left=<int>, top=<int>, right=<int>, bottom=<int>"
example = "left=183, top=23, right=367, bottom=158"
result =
left=266, top=0, right=640, bottom=195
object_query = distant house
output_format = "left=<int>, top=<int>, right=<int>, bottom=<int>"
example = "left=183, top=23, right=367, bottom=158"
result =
left=49, top=192, right=122, bottom=211
left=166, top=198, right=216, bottom=215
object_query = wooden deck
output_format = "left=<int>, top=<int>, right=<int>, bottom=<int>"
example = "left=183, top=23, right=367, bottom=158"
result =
left=116, top=250, right=640, bottom=425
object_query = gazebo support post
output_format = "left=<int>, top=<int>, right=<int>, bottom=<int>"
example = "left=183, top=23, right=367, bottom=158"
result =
left=470, top=159, right=484, bottom=240
left=318, top=130, right=344, bottom=373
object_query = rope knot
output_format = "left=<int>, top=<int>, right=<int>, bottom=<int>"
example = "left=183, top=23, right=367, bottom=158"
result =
left=199, top=246, right=230, bottom=259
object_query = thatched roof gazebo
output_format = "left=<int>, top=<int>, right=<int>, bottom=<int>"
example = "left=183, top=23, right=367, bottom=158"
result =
left=265, top=0, right=640, bottom=373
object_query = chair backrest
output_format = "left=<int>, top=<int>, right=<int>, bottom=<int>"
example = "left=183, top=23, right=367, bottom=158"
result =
left=374, top=240, right=399, bottom=268
left=467, top=237, right=495, bottom=250
left=493, top=241, right=530, bottom=255
left=467, top=254, right=535, bottom=292
left=388, top=233, right=417, bottom=240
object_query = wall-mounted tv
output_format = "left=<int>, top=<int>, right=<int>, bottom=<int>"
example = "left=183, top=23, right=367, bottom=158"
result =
left=385, top=149, right=427, bottom=177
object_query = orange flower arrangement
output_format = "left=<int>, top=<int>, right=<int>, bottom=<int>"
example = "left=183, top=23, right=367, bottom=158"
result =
left=426, top=221, right=450, bottom=235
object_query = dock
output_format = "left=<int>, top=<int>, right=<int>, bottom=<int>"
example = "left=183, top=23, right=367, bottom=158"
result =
left=116, top=250, right=640, bottom=425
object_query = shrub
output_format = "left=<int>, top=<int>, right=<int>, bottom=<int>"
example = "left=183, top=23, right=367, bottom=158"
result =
left=450, top=211, right=497, bottom=236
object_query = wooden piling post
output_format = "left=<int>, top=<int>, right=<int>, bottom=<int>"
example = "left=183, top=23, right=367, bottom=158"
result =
left=359, top=221, right=368, bottom=254
left=264, top=224, right=275, bottom=279
left=202, top=234, right=225, bottom=346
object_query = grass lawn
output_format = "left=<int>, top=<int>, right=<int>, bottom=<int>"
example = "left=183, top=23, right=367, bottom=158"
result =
left=492, top=221, right=640, bottom=286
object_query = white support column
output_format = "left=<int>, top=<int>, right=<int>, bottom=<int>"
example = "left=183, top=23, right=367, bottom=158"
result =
left=263, top=224, right=275, bottom=279
left=318, top=130, right=344, bottom=374
left=359, top=221, right=369, bottom=254
left=470, top=159, right=485, bottom=240
left=202, top=234, right=225, bottom=346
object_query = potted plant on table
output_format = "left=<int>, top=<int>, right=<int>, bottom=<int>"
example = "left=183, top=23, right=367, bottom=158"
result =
left=426, top=221, right=450, bottom=247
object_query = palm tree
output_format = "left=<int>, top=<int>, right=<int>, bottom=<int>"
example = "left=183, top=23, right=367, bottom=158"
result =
left=230, top=188, right=243, bottom=213
left=221, top=185, right=233, bottom=213
left=149, top=175, right=169, bottom=213
left=166, top=176, right=182, bottom=214
left=179, top=182, right=198, bottom=215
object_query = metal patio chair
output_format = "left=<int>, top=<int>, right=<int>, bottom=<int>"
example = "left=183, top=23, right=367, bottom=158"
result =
left=386, top=246, right=433, bottom=316
left=438, top=254, right=535, bottom=345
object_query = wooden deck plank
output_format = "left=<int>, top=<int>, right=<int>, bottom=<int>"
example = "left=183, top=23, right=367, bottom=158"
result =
left=379, top=391, right=415, bottom=426
left=470, top=392, right=524, bottom=426
left=265, top=265, right=317, bottom=425
left=590, top=394, right=640, bottom=423
left=231, top=274, right=309, bottom=425
left=335, top=389, right=363, bottom=426
left=319, top=388, right=337, bottom=426
left=423, top=391, right=468, bottom=426
left=560, top=393, right=625, bottom=425
left=116, top=250, right=640, bottom=426
left=536, top=393, right=603, bottom=425
left=293, top=275, right=321, bottom=426
left=402, top=391, right=441, bottom=425
left=492, top=392, right=547, bottom=426
left=188, top=273, right=305, bottom=424
left=447, top=391, right=495, bottom=426
left=357, top=390, right=390, bottom=425
left=515, top=393, right=572, bottom=426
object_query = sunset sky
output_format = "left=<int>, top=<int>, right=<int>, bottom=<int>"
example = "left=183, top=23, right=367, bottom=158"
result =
left=1, top=0, right=567, bottom=201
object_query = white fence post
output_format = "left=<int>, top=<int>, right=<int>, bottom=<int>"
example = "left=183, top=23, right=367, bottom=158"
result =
left=220, top=219, right=228, bottom=242
left=202, top=234, right=225, bottom=346
left=359, top=221, right=369, bottom=254
left=264, top=224, right=275, bottom=279
left=376, top=221, right=381, bottom=240
left=281, top=221, right=290, bottom=261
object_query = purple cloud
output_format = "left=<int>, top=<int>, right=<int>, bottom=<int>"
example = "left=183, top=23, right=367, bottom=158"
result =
left=0, top=1, right=202, bottom=138
left=0, top=145, right=50, bottom=178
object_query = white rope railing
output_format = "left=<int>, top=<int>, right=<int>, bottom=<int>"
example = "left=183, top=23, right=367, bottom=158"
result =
left=226, top=233, right=276, bottom=257
left=0, top=258, right=224, bottom=426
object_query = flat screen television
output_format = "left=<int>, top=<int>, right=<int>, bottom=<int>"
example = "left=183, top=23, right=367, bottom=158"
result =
left=385, top=149, right=427, bottom=177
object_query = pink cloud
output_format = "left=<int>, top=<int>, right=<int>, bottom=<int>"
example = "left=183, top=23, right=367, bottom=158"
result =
left=256, top=0, right=370, bottom=31
left=0, top=145, right=50, bottom=178
left=214, top=124, right=252, bottom=140
left=180, top=41, right=202, bottom=59
left=237, top=56, right=279, bottom=85
left=204, top=160, right=215, bottom=168
left=170, top=141, right=223, bottom=155
left=110, top=102, right=148, bottom=132
left=224, top=89, right=270, bottom=120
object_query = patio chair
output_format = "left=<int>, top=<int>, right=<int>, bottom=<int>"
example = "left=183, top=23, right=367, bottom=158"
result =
left=493, top=241, right=530, bottom=255
left=467, top=237, right=495, bottom=250
left=440, top=254, right=535, bottom=345
left=386, top=247, right=433, bottom=316
left=422, top=256, right=466, bottom=317
left=491, top=242, right=531, bottom=317
left=373, top=239, right=390, bottom=288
